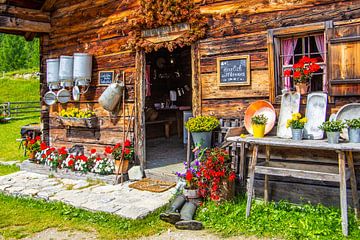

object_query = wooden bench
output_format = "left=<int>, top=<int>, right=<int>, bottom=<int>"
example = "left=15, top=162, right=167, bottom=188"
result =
left=146, top=119, right=174, bottom=138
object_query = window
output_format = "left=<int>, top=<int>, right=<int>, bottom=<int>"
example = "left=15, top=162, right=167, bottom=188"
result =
left=277, top=33, right=326, bottom=95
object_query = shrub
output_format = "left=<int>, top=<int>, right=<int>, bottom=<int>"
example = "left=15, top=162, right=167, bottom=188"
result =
left=185, top=115, right=219, bottom=132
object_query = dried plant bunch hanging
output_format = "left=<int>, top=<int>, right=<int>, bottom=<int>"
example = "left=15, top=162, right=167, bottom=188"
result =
left=128, top=0, right=207, bottom=52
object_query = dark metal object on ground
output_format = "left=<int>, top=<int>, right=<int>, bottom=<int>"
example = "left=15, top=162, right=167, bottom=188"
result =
left=175, top=201, right=203, bottom=230
left=160, top=195, right=186, bottom=224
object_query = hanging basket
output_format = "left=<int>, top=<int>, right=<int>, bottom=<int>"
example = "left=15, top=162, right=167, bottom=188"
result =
left=58, top=116, right=97, bottom=128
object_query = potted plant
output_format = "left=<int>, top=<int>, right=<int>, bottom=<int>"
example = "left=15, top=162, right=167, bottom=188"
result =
left=176, top=160, right=201, bottom=199
left=251, top=114, right=268, bottom=138
left=25, top=136, right=41, bottom=160
left=345, top=118, right=360, bottom=143
left=108, top=139, right=134, bottom=174
left=319, top=120, right=346, bottom=144
left=284, top=56, right=321, bottom=95
left=286, top=112, right=307, bottom=140
left=185, top=115, right=219, bottom=148
left=198, top=148, right=236, bottom=201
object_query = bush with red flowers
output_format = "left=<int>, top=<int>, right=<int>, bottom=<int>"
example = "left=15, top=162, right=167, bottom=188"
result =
left=25, top=136, right=41, bottom=155
left=198, top=148, right=236, bottom=201
left=284, top=56, right=321, bottom=85
left=110, top=140, right=134, bottom=161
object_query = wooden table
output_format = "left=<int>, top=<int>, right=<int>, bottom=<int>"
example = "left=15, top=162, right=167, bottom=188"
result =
left=227, top=136, right=360, bottom=236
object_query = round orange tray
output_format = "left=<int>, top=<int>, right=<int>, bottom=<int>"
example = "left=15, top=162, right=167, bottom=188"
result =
left=244, top=100, right=276, bottom=135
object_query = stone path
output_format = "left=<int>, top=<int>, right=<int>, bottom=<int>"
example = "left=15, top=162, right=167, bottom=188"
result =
left=0, top=171, right=173, bottom=219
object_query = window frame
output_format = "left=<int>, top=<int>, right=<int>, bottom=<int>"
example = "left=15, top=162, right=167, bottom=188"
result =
left=267, top=22, right=330, bottom=103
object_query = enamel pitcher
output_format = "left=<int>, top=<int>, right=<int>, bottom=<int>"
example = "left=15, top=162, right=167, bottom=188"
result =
left=99, top=80, right=125, bottom=112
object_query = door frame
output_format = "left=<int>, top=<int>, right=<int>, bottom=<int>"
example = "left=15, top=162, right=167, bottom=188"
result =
left=135, top=42, right=201, bottom=174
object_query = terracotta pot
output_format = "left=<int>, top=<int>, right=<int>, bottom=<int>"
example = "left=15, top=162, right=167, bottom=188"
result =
left=114, top=159, right=129, bottom=174
left=295, top=83, right=309, bottom=95
left=28, top=151, right=36, bottom=160
left=252, top=124, right=265, bottom=138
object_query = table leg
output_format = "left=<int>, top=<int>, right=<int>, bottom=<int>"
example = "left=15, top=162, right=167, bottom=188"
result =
left=346, top=151, right=359, bottom=219
left=338, top=151, right=348, bottom=236
left=176, top=111, right=182, bottom=139
left=239, top=142, right=245, bottom=183
left=246, top=144, right=258, bottom=218
left=264, top=145, right=270, bottom=204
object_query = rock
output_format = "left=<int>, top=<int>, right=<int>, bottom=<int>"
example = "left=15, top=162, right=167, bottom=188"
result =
left=128, top=166, right=143, bottom=181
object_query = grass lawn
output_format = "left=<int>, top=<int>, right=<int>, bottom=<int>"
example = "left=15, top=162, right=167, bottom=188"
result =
left=0, top=70, right=39, bottom=102
left=0, top=194, right=171, bottom=239
left=198, top=197, right=360, bottom=240
left=0, top=164, right=19, bottom=176
left=0, top=115, right=40, bottom=161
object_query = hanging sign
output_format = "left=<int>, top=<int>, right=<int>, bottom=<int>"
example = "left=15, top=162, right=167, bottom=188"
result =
left=217, top=55, right=251, bottom=86
left=98, top=71, right=114, bottom=85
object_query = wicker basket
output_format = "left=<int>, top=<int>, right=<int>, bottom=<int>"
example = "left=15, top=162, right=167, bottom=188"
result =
left=58, top=116, right=97, bottom=128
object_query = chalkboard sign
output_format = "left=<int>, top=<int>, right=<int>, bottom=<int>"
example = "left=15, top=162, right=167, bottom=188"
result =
left=98, top=71, right=114, bottom=85
left=217, top=55, right=250, bottom=86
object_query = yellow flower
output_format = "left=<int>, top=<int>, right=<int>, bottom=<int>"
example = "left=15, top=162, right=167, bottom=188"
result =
left=300, top=117, right=308, bottom=123
left=286, top=119, right=292, bottom=128
left=240, top=134, right=247, bottom=138
left=292, top=112, right=301, bottom=120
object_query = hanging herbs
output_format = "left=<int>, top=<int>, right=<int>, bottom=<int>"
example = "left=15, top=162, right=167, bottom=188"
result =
left=127, top=0, right=207, bottom=52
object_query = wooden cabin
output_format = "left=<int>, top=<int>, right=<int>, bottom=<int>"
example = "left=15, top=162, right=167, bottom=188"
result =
left=1, top=0, right=360, bottom=206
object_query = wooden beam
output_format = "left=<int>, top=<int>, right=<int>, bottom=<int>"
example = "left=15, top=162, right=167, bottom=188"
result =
left=41, top=0, right=56, bottom=11
left=0, top=15, right=50, bottom=33
left=24, top=31, right=36, bottom=41
left=0, top=4, right=50, bottom=22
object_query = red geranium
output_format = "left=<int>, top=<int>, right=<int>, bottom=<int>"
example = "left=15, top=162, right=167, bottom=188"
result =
left=68, top=159, right=74, bottom=166
left=124, top=140, right=131, bottom=147
left=90, top=149, right=96, bottom=154
left=105, top=146, right=113, bottom=154
left=40, top=142, right=48, bottom=151
left=284, top=56, right=321, bottom=85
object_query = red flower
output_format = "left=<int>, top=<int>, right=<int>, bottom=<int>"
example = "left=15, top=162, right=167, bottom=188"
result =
left=284, top=69, right=292, bottom=77
left=229, top=172, right=236, bottom=181
left=68, top=159, right=74, bottom=166
left=114, top=143, right=121, bottom=149
left=185, top=170, right=193, bottom=182
left=309, top=63, right=320, bottom=72
left=124, top=140, right=131, bottom=147
left=124, top=147, right=131, bottom=155
left=30, top=139, right=36, bottom=145
left=58, top=147, right=67, bottom=155
left=80, top=155, right=88, bottom=162
left=293, top=62, right=304, bottom=69
left=299, top=56, right=311, bottom=64
left=41, top=154, right=46, bottom=159
left=96, top=157, right=102, bottom=161
left=105, top=146, right=113, bottom=154
left=293, top=71, right=301, bottom=79
left=35, top=136, right=41, bottom=141
left=303, top=69, right=311, bottom=75
left=90, top=149, right=96, bottom=154
left=40, top=142, right=48, bottom=150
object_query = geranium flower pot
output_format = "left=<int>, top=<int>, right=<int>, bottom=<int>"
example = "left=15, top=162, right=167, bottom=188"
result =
left=252, top=124, right=265, bottom=138
left=326, top=131, right=340, bottom=144
left=191, top=131, right=212, bottom=148
left=291, top=128, right=303, bottom=140
left=183, top=188, right=200, bottom=199
left=114, top=159, right=129, bottom=174
left=348, top=128, right=360, bottom=143
left=295, top=83, right=309, bottom=95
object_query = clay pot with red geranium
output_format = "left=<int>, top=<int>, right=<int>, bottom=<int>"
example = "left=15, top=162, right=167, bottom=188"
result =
left=107, top=140, right=134, bottom=174
left=283, top=56, right=321, bottom=95
left=25, top=136, right=41, bottom=161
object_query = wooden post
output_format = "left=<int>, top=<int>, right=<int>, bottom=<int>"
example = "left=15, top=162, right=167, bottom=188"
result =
left=338, top=151, right=348, bottom=236
left=239, top=142, right=246, bottom=183
left=246, top=144, right=258, bottom=218
left=264, top=145, right=270, bottom=204
left=346, top=151, right=359, bottom=219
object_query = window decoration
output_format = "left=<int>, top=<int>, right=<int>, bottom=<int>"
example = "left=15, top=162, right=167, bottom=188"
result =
left=127, top=0, right=207, bottom=52
left=278, top=34, right=326, bottom=94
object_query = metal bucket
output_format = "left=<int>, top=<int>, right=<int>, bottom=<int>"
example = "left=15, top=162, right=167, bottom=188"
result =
left=191, top=131, right=212, bottom=148
left=99, top=82, right=124, bottom=112
left=326, top=131, right=340, bottom=144
left=291, top=128, right=303, bottom=141
left=46, top=58, right=60, bottom=90
left=348, top=128, right=360, bottom=143
left=59, top=56, right=74, bottom=87
left=73, top=53, right=92, bottom=86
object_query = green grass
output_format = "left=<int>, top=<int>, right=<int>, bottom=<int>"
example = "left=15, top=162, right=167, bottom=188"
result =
left=0, top=164, right=19, bottom=176
left=0, top=115, right=40, bottom=161
left=197, top=196, right=360, bottom=240
left=0, top=194, right=171, bottom=239
left=0, top=72, right=39, bottom=103
left=0, top=70, right=40, bottom=161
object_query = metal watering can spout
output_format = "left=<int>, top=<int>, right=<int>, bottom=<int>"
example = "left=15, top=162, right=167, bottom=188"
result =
left=98, top=77, right=125, bottom=113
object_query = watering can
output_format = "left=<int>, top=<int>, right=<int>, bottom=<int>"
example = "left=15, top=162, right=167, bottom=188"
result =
left=99, top=80, right=125, bottom=112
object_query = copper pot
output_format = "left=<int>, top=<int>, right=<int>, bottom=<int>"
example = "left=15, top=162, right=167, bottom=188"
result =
left=244, top=100, right=276, bottom=135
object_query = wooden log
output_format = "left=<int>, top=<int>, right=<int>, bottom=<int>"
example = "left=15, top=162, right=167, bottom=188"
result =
left=0, top=15, right=50, bottom=32
left=0, top=4, right=50, bottom=22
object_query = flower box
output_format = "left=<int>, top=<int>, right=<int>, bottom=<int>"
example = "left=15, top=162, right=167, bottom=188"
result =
left=58, top=116, right=97, bottom=128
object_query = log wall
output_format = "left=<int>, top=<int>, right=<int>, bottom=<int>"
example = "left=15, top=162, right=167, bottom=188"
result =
left=40, top=0, right=360, bottom=205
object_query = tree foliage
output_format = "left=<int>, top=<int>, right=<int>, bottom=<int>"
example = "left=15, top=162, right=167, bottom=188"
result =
left=0, top=34, right=40, bottom=72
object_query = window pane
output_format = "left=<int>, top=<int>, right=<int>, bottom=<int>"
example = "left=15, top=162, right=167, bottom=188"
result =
left=294, top=39, right=303, bottom=63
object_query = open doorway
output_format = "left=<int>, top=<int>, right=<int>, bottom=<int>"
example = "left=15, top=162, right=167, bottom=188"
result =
left=144, top=46, right=192, bottom=180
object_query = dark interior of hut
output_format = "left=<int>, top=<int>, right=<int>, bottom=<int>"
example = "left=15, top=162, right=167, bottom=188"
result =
left=145, top=46, right=192, bottom=170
